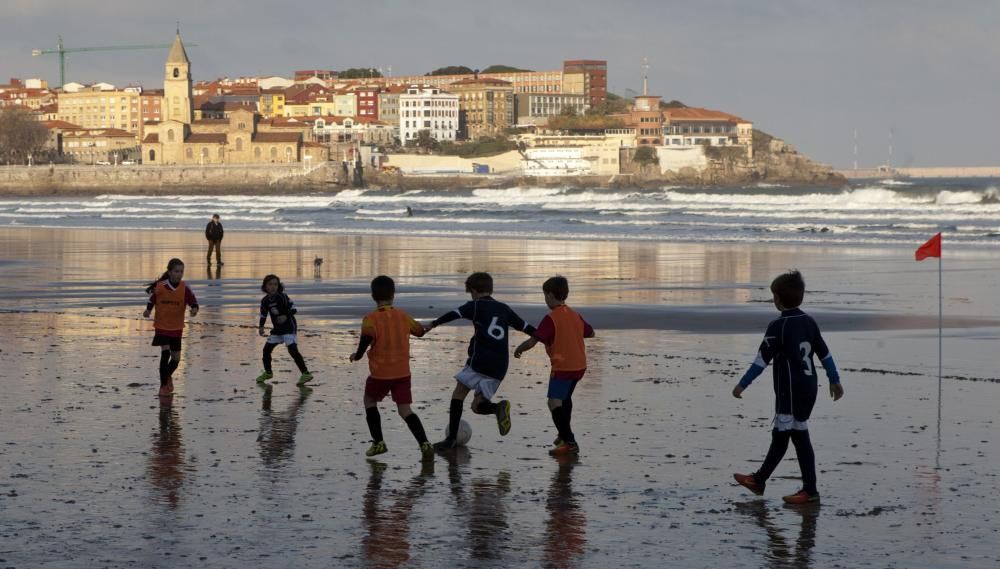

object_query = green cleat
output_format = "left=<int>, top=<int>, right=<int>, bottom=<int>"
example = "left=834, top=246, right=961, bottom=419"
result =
left=496, top=400, right=512, bottom=436
left=296, top=371, right=314, bottom=385
left=255, top=370, right=273, bottom=383
left=420, top=441, right=435, bottom=463
left=365, top=440, right=388, bottom=457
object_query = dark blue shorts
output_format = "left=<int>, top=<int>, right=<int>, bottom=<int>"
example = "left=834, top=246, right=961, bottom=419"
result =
left=547, top=376, right=580, bottom=400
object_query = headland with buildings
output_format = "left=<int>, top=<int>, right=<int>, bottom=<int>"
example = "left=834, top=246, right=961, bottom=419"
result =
left=0, top=33, right=845, bottom=194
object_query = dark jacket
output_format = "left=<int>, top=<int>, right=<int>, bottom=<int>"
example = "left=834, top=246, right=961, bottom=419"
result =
left=205, top=221, right=224, bottom=241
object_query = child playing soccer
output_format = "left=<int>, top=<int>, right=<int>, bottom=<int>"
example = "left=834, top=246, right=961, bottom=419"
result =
left=514, top=276, right=595, bottom=456
left=256, top=274, right=313, bottom=386
left=732, top=270, right=844, bottom=504
left=425, top=272, right=536, bottom=450
left=143, top=258, right=198, bottom=396
left=349, top=275, right=434, bottom=462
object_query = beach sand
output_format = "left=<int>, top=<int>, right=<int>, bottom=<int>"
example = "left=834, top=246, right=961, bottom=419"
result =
left=0, top=227, right=998, bottom=568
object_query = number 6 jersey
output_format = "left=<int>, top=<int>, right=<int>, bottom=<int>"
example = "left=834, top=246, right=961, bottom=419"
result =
left=431, top=296, right=536, bottom=381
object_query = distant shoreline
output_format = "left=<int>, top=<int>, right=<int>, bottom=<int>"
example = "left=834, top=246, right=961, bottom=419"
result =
left=837, top=166, right=1000, bottom=180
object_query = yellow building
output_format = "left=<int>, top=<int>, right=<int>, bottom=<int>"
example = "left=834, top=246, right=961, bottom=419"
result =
left=447, top=77, right=515, bottom=140
left=260, top=88, right=285, bottom=118
left=56, top=87, right=143, bottom=134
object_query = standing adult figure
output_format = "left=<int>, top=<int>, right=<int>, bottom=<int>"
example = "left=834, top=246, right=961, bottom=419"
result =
left=205, top=214, right=224, bottom=266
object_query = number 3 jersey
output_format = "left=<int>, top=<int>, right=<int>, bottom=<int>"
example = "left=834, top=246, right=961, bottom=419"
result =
left=738, top=308, right=840, bottom=422
left=431, top=296, right=536, bottom=381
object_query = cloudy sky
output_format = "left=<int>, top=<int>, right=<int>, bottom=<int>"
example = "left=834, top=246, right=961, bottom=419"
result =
left=4, top=0, right=998, bottom=168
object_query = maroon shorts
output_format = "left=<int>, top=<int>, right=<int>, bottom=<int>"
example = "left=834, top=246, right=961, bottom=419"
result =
left=364, top=376, right=413, bottom=404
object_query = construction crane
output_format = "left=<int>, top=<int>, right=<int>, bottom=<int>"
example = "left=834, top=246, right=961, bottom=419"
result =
left=32, top=36, right=196, bottom=88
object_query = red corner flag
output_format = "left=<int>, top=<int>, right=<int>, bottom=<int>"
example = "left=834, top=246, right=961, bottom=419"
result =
left=915, top=233, right=942, bottom=261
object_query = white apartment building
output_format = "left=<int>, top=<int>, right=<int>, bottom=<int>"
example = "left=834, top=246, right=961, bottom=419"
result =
left=521, top=147, right=593, bottom=176
left=399, top=85, right=458, bottom=144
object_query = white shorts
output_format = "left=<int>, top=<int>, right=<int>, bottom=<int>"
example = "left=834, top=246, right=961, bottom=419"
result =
left=266, top=334, right=298, bottom=346
left=455, top=365, right=501, bottom=401
left=773, top=414, right=808, bottom=432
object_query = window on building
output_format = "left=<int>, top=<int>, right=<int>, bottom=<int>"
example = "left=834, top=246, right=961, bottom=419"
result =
left=185, top=148, right=193, bottom=159
left=254, top=147, right=261, bottom=159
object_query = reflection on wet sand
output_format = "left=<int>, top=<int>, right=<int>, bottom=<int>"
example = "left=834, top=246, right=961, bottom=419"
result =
left=205, top=262, right=222, bottom=281
left=544, top=456, right=587, bottom=569
left=441, top=447, right=512, bottom=562
left=148, top=396, right=185, bottom=509
left=735, top=500, right=819, bottom=569
left=257, top=384, right=312, bottom=470
left=361, top=460, right=435, bottom=569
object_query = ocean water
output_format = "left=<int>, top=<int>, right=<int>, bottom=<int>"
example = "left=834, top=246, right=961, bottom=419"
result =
left=2, top=178, right=999, bottom=247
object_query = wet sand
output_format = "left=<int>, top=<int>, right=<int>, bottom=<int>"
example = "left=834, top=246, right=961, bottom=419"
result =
left=0, top=228, right=998, bottom=569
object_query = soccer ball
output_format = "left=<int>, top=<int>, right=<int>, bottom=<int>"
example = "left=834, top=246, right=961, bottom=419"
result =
left=445, top=419, right=472, bottom=446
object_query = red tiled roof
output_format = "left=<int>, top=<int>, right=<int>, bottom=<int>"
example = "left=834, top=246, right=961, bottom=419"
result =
left=186, top=133, right=228, bottom=144
left=302, top=141, right=326, bottom=148
left=253, top=132, right=301, bottom=143
left=143, top=134, right=159, bottom=143
left=63, top=128, right=136, bottom=138
left=449, top=77, right=512, bottom=86
left=664, top=107, right=746, bottom=123
left=43, top=120, right=81, bottom=130
left=192, top=118, right=229, bottom=124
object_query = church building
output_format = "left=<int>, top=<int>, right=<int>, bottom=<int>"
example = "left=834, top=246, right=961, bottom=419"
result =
left=142, top=34, right=327, bottom=165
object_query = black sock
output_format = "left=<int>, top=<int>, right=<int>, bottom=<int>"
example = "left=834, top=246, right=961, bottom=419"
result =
left=404, top=413, right=429, bottom=444
left=262, top=343, right=276, bottom=372
left=564, top=398, right=573, bottom=423
left=475, top=400, right=498, bottom=415
left=287, top=344, right=308, bottom=373
left=365, top=407, right=383, bottom=442
left=167, top=353, right=180, bottom=376
left=447, top=399, right=463, bottom=441
left=755, top=429, right=791, bottom=484
left=790, top=430, right=818, bottom=495
left=159, top=351, right=171, bottom=385
left=551, top=405, right=575, bottom=444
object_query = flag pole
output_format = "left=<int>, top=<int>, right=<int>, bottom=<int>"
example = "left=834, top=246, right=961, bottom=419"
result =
left=937, top=248, right=942, bottom=428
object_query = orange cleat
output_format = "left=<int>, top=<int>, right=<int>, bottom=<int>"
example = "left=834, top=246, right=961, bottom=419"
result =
left=733, top=473, right=765, bottom=496
left=782, top=490, right=820, bottom=505
left=548, top=441, right=580, bottom=456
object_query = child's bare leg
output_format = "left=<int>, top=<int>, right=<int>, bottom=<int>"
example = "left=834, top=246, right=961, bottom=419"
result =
left=397, top=403, right=429, bottom=445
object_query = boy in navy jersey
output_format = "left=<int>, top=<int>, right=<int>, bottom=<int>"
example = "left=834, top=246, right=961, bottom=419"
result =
left=425, top=272, right=536, bottom=449
left=732, top=270, right=844, bottom=504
